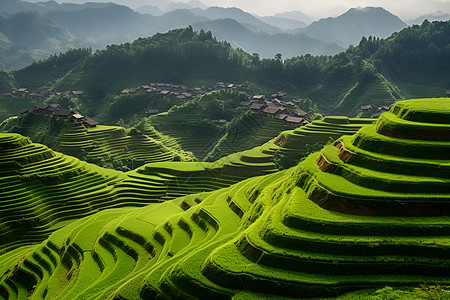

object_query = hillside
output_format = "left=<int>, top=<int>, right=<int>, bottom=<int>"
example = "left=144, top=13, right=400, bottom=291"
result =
left=1, top=20, right=447, bottom=121
left=0, top=98, right=448, bottom=298
left=0, top=11, right=76, bottom=69
left=192, top=18, right=343, bottom=58
left=300, top=7, right=407, bottom=47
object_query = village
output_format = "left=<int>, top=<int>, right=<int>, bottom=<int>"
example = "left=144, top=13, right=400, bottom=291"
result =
left=9, top=82, right=348, bottom=129
left=119, top=82, right=312, bottom=128
left=18, top=103, right=99, bottom=128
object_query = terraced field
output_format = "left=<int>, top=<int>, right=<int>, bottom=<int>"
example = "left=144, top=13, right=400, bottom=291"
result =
left=1, top=98, right=449, bottom=299
left=205, top=114, right=289, bottom=162
left=269, top=116, right=374, bottom=169
left=0, top=133, right=126, bottom=253
left=147, top=112, right=222, bottom=161
left=2, top=113, right=190, bottom=170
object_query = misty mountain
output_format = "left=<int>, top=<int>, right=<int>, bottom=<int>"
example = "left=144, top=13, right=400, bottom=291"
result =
left=259, top=16, right=307, bottom=31
left=406, top=12, right=450, bottom=25
left=154, top=9, right=209, bottom=32
left=299, top=7, right=407, bottom=47
left=192, top=18, right=343, bottom=58
left=46, top=5, right=154, bottom=47
left=0, top=0, right=115, bottom=15
left=273, top=11, right=314, bottom=25
left=135, top=5, right=165, bottom=16
left=5, top=11, right=75, bottom=50
left=191, top=6, right=282, bottom=34
left=0, top=11, right=76, bottom=69
left=135, top=0, right=206, bottom=12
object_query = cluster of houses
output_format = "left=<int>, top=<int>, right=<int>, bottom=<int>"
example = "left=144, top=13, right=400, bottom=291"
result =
left=240, top=92, right=310, bottom=128
left=19, top=104, right=98, bottom=128
left=6, top=88, right=84, bottom=100
left=121, top=82, right=246, bottom=101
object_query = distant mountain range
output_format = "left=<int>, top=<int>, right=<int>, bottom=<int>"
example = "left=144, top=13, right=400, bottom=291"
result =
left=0, top=0, right=414, bottom=69
left=297, top=7, right=407, bottom=47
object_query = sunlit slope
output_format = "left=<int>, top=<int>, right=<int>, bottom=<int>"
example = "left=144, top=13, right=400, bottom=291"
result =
left=1, top=98, right=449, bottom=298
left=300, top=98, right=450, bottom=216
left=2, top=113, right=191, bottom=170
left=115, top=150, right=278, bottom=205
left=0, top=133, right=126, bottom=253
left=263, top=116, right=374, bottom=169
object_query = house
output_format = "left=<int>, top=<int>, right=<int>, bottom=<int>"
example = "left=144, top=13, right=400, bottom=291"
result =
left=19, top=108, right=30, bottom=114
left=277, top=114, right=288, bottom=121
left=239, top=101, right=251, bottom=107
left=71, top=114, right=84, bottom=122
left=160, top=90, right=170, bottom=96
left=17, top=88, right=28, bottom=94
left=53, top=109, right=74, bottom=118
left=29, top=92, right=45, bottom=99
left=83, top=119, right=98, bottom=128
left=293, top=109, right=307, bottom=117
left=285, top=101, right=295, bottom=108
left=273, top=98, right=283, bottom=106
left=218, top=119, right=227, bottom=125
left=249, top=103, right=266, bottom=112
left=36, top=104, right=50, bottom=111
left=47, top=104, right=62, bottom=111
left=72, top=90, right=85, bottom=95
left=252, top=95, right=265, bottom=102
left=277, top=92, right=287, bottom=98
left=285, top=116, right=305, bottom=127
left=361, top=105, right=373, bottom=111
left=446, top=90, right=450, bottom=97
left=263, top=107, right=280, bottom=118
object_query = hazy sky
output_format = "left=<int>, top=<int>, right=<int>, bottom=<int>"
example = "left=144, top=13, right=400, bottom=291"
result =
left=54, top=0, right=450, bottom=19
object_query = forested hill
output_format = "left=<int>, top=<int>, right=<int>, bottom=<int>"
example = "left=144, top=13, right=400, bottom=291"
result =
left=3, top=20, right=450, bottom=117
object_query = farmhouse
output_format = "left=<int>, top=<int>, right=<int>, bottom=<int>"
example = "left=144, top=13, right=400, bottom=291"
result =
left=263, top=107, right=280, bottom=118
left=83, top=119, right=99, bottom=128
left=53, top=109, right=74, bottom=118
left=71, top=114, right=84, bottom=123
left=285, top=116, right=305, bottom=127
left=249, top=103, right=266, bottom=112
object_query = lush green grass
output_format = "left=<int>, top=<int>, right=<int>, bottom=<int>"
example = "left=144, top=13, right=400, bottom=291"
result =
left=1, top=113, right=192, bottom=170
left=1, top=98, right=449, bottom=299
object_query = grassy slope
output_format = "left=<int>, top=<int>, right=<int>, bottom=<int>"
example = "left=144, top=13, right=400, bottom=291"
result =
left=0, top=98, right=449, bottom=298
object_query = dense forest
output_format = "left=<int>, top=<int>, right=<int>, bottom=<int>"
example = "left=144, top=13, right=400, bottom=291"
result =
left=1, top=20, right=449, bottom=118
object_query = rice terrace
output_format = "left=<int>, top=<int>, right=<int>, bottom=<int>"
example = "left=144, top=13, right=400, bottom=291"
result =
left=1, top=0, right=450, bottom=299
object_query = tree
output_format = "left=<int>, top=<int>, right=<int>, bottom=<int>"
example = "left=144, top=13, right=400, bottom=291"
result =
left=275, top=53, right=282, bottom=61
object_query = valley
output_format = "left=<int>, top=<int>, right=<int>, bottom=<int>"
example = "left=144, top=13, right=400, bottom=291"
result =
left=0, top=1, right=450, bottom=298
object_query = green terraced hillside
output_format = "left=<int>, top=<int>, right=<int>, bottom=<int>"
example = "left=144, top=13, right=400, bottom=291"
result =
left=0, top=133, right=126, bottom=253
left=1, top=113, right=191, bottom=170
left=1, top=98, right=449, bottom=299
left=205, top=113, right=289, bottom=162
left=146, top=111, right=223, bottom=161
left=270, top=116, right=374, bottom=169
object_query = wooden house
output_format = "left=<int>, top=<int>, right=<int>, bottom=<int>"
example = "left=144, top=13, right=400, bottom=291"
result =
left=285, top=116, right=305, bottom=127
left=263, top=107, right=280, bottom=118
left=83, top=119, right=98, bottom=128
left=249, top=103, right=266, bottom=112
